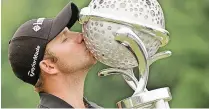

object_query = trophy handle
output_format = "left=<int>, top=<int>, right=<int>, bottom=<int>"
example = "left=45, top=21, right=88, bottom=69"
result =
left=148, top=51, right=172, bottom=66
left=98, top=68, right=138, bottom=90
left=115, top=27, right=149, bottom=94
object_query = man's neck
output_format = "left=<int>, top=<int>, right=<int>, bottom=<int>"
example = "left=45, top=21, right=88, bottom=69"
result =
left=43, top=69, right=88, bottom=108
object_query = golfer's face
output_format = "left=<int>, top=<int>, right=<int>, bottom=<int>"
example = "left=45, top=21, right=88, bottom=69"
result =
left=46, top=27, right=96, bottom=73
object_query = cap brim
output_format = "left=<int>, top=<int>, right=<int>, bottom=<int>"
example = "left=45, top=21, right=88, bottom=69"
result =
left=48, top=2, right=79, bottom=41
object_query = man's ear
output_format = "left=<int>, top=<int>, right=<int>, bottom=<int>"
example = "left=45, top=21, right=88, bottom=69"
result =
left=39, top=59, right=58, bottom=75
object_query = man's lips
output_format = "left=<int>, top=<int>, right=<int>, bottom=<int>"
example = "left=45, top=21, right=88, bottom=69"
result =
left=82, top=41, right=88, bottom=51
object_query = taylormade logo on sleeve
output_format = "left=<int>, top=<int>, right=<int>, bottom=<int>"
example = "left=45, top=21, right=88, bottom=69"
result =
left=28, top=45, right=40, bottom=77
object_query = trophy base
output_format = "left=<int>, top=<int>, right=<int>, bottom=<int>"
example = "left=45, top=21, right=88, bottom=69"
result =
left=117, top=87, right=172, bottom=109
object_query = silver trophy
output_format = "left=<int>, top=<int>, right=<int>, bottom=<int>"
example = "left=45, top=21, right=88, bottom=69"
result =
left=79, top=0, right=172, bottom=108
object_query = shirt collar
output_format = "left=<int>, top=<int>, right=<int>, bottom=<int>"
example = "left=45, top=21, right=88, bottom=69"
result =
left=39, top=92, right=93, bottom=108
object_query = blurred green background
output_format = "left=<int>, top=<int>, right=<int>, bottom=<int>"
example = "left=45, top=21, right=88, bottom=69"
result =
left=2, top=0, right=209, bottom=108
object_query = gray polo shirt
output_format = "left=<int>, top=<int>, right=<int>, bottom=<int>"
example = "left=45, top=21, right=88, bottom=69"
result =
left=38, top=92, right=102, bottom=108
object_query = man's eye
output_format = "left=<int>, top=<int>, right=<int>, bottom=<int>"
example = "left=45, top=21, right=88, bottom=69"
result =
left=62, top=38, right=68, bottom=43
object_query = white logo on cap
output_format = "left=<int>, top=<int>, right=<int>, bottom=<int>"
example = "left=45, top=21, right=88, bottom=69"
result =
left=28, top=45, right=40, bottom=77
left=33, top=18, right=45, bottom=32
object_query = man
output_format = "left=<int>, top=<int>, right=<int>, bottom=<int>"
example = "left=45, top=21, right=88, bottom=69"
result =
left=8, top=2, right=100, bottom=108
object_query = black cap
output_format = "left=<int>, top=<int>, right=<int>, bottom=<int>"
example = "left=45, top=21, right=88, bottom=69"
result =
left=8, top=2, right=79, bottom=86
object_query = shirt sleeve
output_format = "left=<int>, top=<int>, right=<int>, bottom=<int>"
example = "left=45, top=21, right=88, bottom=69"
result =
left=88, top=101, right=104, bottom=109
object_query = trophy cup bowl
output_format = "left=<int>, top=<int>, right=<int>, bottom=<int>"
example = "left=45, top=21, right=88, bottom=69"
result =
left=79, top=0, right=168, bottom=69
left=79, top=0, right=172, bottom=108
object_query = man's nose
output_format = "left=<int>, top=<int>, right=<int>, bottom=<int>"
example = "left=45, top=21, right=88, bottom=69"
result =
left=76, top=33, right=84, bottom=44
